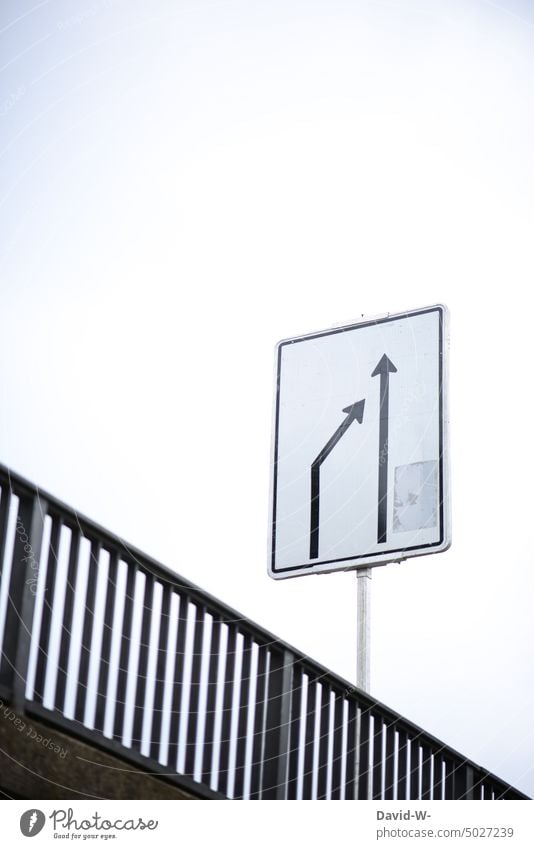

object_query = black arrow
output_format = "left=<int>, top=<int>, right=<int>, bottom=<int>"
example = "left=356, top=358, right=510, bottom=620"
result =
left=310, top=399, right=365, bottom=559
left=371, top=354, right=398, bottom=544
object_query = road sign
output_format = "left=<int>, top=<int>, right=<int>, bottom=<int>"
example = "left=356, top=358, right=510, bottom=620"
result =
left=268, top=304, right=450, bottom=579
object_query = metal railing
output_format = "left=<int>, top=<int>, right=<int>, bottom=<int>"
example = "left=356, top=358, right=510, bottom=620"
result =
left=0, top=464, right=528, bottom=800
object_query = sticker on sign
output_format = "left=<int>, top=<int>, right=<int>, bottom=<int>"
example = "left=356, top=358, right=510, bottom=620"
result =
left=268, top=304, right=450, bottom=579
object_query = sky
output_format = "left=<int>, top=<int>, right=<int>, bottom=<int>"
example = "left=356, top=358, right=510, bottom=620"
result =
left=1, top=0, right=534, bottom=797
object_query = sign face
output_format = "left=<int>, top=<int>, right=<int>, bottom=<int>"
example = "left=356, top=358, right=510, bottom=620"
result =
left=268, top=305, right=450, bottom=579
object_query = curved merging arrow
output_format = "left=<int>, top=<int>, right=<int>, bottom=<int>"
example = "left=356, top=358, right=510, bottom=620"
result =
left=310, top=399, right=365, bottom=559
left=371, top=354, right=397, bottom=543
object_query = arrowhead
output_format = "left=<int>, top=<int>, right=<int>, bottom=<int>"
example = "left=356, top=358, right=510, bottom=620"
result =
left=371, top=354, right=398, bottom=377
left=342, top=399, right=365, bottom=423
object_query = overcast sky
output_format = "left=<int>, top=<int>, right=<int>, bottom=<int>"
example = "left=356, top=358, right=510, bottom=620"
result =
left=1, top=0, right=534, bottom=797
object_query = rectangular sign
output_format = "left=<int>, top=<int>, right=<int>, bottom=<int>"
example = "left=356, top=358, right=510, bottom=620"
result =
left=268, top=305, right=450, bottom=579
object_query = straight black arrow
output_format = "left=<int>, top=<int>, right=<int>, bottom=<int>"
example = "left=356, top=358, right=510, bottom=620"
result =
left=371, top=354, right=397, bottom=544
left=310, top=399, right=365, bottom=559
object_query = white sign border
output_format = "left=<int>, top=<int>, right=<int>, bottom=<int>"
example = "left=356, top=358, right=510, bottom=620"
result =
left=268, top=304, right=451, bottom=580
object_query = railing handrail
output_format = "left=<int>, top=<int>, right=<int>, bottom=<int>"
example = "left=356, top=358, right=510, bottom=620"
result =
left=0, top=462, right=529, bottom=800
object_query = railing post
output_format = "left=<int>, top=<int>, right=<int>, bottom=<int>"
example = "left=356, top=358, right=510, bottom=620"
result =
left=463, top=765, right=475, bottom=801
left=1, top=492, right=46, bottom=712
left=262, top=648, right=294, bottom=800
left=454, top=762, right=474, bottom=800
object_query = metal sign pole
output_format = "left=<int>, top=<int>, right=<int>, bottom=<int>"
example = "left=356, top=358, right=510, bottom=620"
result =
left=356, top=568, right=372, bottom=691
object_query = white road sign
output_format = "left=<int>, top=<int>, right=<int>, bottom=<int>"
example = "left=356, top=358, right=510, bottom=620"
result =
left=268, top=305, right=450, bottom=579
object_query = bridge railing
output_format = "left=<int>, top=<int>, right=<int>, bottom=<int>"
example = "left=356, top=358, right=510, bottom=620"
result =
left=0, top=464, right=528, bottom=800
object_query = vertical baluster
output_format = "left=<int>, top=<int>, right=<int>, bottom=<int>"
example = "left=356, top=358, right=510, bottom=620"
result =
left=33, top=519, right=61, bottom=703
left=421, top=744, right=432, bottom=800
left=184, top=604, right=205, bottom=776
left=372, top=716, right=383, bottom=800
left=218, top=624, right=237, bottom=794
left=316, top=684, right=330, bottom=800
left=384, top=724, right=395, bottom=800
left=93, top=551, right=118, bottom=733
left=302, top=673, right=317, bottom=800
left=200, top=615, right=221, bottom=785
left=330, top=694, right=344, bottom=800
left=54, top=530, right=80, bottom=714
left=249, top=644, right=267, bottom=800
left=167, top=594, right=189, bottom=771
left=74, top=540, right=100, bottom=724
left=358, top=707, right=371, bottom=799
left=234, top=634, right=252, bottom=799
left=409, top=738, right=420, bottom=800
left=131, top=572, right=154, bottom=752
left=112, top=562, right=137, bottom=740
left=397, top=729, right=408, bottom=800
left=149, top=585, right=171, bottom=762
left=433, top=753, right=444, bottom=801
left=345, top=700, right=357, bottom=799
left=287, top=668, right=302, bottom=800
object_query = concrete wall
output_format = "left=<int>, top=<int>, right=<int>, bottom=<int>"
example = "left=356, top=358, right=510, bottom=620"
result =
left=0, top=706, right=204, bottom=800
